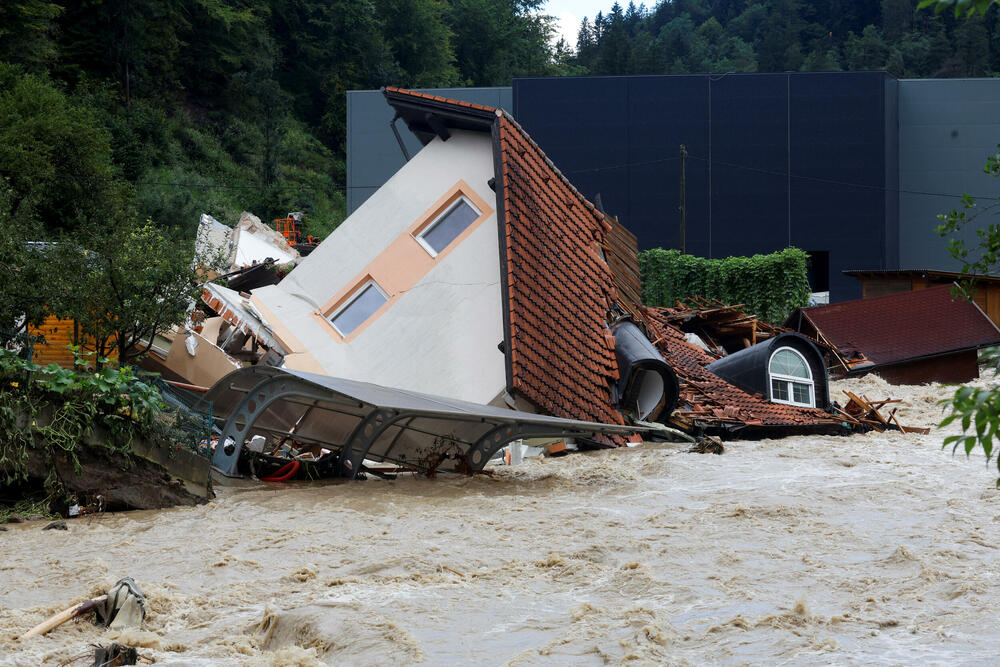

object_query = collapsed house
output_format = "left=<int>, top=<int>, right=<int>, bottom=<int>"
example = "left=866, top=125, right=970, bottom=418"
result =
left=141, top=212, right=300, bottom=386
left=786, top=283, right=1000, bottom=384
left=195, top=211, right=300, bottom=275
left=210, top=88, right=678, bottom=436
left=198, top=88, right=853, bottom=480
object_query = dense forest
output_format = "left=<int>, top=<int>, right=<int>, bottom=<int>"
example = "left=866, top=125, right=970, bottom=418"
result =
left=572, top=0, right=1000, bottom=78
left=1, top=0, right=998, bottom=240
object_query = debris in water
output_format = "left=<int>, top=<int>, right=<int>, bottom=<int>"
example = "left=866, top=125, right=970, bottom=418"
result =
left=92, top=642, right=139, bottom=666
left=835, top=390, right=931, bottom=435
left=19, top=578, right=146, bottom=640
left=687, top=436, right=725, bottom=455
left=43, top=520, right=67, bottom=531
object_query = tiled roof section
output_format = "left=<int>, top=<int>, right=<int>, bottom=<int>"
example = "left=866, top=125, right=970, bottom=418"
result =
left=382, top=86, right=496, bottom=112
left=496, top=112, right=625, bottom=436
left=381, top=88, right=626, bottom=438
left=644, top=306, right=841, bottom=428
left=604, top=214, right=643, bottom=307
left=801, top=284, right=1000, bottom=366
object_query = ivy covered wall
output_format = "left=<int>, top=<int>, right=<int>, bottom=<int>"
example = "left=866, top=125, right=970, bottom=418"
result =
left=639, top=248, right=812, bottom=323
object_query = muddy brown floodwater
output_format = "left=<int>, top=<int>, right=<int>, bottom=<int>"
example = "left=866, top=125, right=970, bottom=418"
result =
left=2, top=374, right=999, bottom=666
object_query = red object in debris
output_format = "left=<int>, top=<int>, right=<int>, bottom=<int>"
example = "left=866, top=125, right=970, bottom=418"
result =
left=274, top=216, right=301, bottom=245
left=261, top=460, right=300, bottom=482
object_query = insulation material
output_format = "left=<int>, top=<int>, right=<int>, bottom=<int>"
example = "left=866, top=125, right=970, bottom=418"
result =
left=230, top=212, right=299, bottom=267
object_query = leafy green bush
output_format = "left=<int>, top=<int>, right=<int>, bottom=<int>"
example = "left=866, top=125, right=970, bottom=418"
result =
left=0, top=348, right=164, bottom=489
left=639, top=247, right=812, bottom=323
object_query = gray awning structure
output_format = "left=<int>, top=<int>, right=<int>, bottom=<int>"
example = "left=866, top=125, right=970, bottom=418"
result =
left=206, top=367, right=647, bottom=479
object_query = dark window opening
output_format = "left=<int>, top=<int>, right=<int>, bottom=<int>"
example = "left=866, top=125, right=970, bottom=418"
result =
left=806, top=250, right=830, bottom=293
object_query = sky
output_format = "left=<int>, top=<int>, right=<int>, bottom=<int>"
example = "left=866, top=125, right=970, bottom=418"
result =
left=544, top=0, right=614, bottom=46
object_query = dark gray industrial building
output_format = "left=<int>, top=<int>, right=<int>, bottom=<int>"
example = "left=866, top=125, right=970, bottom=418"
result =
left=346, top=74, right=1000, bottom=302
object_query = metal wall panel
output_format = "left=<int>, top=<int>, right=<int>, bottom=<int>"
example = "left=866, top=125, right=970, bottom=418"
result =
left=346, top=87, right=512, bottom=214
left=788, top=72, right=893, bottom=301
left=709, top=73, right=789, bottom=260
left=515, top=72, right=895, bottom=301
left=898, top=79, right=1000, bottom=271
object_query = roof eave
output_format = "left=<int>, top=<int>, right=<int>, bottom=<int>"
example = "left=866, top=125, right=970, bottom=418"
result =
left=382, top=87, right=496, bottom=146
left=490, top=116, right=515, bottom=402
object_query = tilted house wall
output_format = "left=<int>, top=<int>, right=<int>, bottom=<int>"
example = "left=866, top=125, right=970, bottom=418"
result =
left=242, top=87, right=838, bottom=443
left=252, top=128, right=508, bottom=406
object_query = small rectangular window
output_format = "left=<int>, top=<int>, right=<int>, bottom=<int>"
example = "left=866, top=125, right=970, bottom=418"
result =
left=792, top=382, right=811, bottom=404
left=416, top=197, right=480, bottom=256
left=771, top=379, right=789, bottom=402
left=329, top=281, right=388, bottom=336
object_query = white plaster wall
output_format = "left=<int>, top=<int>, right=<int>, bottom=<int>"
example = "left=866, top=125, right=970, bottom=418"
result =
left=255, top=130, right=507, bottom=405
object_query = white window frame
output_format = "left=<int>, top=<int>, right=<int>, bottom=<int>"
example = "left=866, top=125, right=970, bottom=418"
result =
left=768, top=347, right=815, bottom=408
left=328, top=279, right=389, bottom=337
left=414, top=196, right=481, bottom=258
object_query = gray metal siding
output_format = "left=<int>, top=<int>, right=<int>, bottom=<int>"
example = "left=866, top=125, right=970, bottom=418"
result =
left=346, top=87, right=512, bottom=214
left=898, top=79, right=1000, bottom=271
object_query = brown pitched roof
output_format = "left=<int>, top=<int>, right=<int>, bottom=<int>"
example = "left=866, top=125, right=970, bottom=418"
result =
left=381, top=87, right=841, bottom=439
left=644, top=307, right=842, bottom=430
left=496, top=113, right=624, bottom=434
left=796, top=284, right=1000, bottom=366
left=383, top=88, right=625, bottom=438
left=383, top=86, right=496, bottom=112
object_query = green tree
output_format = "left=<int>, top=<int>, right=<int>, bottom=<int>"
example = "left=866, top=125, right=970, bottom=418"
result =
left=953, top=14, right=991, bottom=74
left=0, top=64, right=129, bottom=233
left=757, top=0, right=805, bottom=71
left=377, top=0, right=458, bottom=86
left=447, top=0, right=556, bottom=86
left=882, top=0, right=915, bottom=40
left=844, top=25, right=890, bottom=69
left=0, top=184, right=59, bottom=335
left=657, top=14, right=697, bottom=67
left=628, top=29, right=666, bottom=73
left=801, top=47, right=843, bottom=71
left=576, top=17, right=599, bottom=70
left=918, top=0, right=997, bottom=16
left=597, top=3, right=632, bottom=75
left=60, top=217, right=202, bottom=368
left=0, top=0, right=63, bottom=70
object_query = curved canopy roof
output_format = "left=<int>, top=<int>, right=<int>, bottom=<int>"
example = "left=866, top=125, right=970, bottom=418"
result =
left=206, top=367, right=647, bottom=478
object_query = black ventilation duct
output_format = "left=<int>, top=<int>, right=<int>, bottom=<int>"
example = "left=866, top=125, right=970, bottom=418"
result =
left=612, top=320, right=679, bottom=422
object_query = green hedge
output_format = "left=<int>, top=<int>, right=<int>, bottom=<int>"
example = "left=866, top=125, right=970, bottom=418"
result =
left=639, top=247, right=812, bottom=323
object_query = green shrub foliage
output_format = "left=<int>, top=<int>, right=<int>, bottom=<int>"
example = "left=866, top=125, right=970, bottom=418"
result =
left=0, top=348, right=203, bottom=498
left=639, top=247, right=812, bottom=323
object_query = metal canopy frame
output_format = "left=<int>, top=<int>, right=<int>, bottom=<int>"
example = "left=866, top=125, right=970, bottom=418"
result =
left=207, top=367, right=646, bottom=479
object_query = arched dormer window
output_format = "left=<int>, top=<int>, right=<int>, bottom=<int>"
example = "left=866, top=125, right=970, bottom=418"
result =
left=769, top=347, right=815, bottom=408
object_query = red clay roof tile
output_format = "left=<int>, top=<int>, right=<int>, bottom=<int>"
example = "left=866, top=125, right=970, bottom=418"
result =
left=644, top=306, right=841, bottom=428
left=495, top=113, right=625, bottom=435
left=381, top=88, right=627, bottom=437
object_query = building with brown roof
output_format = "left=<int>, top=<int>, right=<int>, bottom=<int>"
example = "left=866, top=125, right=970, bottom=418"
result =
left=844, top=269, right=1000, bottom=327
left=221, top=87, right=844, bottom=444
left=230, top=87, right=689, bottom=445
left=786, top=284, right=1000, bottom=384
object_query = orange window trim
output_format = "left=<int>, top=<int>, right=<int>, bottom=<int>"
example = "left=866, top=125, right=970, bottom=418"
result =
left=315, top=179, right=494, bottom=344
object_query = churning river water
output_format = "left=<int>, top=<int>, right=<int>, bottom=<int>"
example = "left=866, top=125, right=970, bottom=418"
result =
left=1, top=374, right=998, bottom=665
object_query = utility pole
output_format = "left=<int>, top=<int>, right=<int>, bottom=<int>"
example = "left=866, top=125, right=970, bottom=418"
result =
left=679, top=144, right=687, bottom=254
